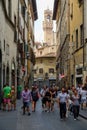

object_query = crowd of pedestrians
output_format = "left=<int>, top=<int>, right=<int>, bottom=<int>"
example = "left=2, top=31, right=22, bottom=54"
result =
left=57, top=84, right=87, bottom=121
left=40, top=83, right=87, bottom=121
left=0, top=82, right=87, bottom=121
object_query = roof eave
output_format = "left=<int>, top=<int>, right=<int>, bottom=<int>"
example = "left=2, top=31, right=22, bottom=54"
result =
left=32, top=0, right=38, bottom=20
left=53, top=0, right=59, bottom=20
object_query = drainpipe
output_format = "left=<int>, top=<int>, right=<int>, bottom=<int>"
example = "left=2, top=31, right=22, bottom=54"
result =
left=83, top=0, right=84, bottom=69
left=83, top=0, right=86, bottom=84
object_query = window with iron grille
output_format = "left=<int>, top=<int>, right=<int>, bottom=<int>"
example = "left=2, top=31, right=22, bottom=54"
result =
left=39, top=68, right=43, bottom=74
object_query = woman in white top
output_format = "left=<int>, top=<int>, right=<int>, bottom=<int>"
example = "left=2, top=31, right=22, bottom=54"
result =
left=72, top=89, right=80, bottom=120
left=80, top=87, right=87, bottom=109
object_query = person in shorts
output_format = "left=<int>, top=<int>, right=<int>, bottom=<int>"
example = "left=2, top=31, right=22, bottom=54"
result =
left=3, top=84, right=11, bottom=111
left=22, top=85, right=32, bottom=115
left=31, top=86, right=39, bottom=112
left=40, top=86, right=47, bottom=111
left=45, top=88, right=51, bottom=112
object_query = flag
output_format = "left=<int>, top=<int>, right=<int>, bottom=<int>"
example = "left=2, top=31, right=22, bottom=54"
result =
left=61, top=74, right=65, bottom=78
left=59, top=73, right=65, bottom=80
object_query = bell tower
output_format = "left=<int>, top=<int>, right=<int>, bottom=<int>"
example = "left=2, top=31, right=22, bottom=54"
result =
left=43, top=9, right=53, bottom=45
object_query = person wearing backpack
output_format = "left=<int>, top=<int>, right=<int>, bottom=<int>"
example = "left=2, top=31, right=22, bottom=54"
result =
left=31, top=86, right=39, bottom=112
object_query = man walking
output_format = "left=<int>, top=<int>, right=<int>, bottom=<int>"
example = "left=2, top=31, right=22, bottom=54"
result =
left=58, top=87, right=68, bottom=120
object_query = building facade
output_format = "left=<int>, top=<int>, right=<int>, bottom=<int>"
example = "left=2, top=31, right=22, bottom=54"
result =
left=27, top=0, right=38, bottom=87
left=0, top=0, right=17, bottom=90
left=69, top=0, right=84, bottom=87
left=0, top=0, right=38, bottom=92
left=53, top=0, right=70, bottom=88
left=34, top=43, right=56, bottom=88
left=53, top=0, right=87, bottom=88
left=83, top=0, right=87, bottom=83
left=34, top=9, right=56, bottom=88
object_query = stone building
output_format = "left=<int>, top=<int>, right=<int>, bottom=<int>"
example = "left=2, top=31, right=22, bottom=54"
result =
left=83, top=0, right=87, bottom=84
left=0, top=0, right=18, bottom=90
left=27, top=0, right=38, bottom=87
left=53, top=0, right=87, bottom=87
left=69, top=0, right=84, bottom=86
left=34, top=9, right=56, bottom=88
left=53, top=0, right=70, bottom=88
left=0, top=0, right=38, bottom=91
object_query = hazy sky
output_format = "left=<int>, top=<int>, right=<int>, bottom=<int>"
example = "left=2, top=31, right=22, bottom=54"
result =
left=34, top=0, right=55, bottom=42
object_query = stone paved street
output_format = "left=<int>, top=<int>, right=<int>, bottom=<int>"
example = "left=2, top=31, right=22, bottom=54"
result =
left=0, top=99, right=87, bottom=130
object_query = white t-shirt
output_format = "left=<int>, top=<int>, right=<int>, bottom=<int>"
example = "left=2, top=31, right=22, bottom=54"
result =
left=58, top=92, right=68, bottom=103
left=80, top=90, right=87, bottom=100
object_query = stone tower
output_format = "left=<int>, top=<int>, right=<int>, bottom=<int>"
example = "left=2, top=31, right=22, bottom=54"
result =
left=43, top=9, right=53, bottom=45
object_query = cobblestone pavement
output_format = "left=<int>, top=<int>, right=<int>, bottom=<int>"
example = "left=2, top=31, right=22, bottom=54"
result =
left=0, top=99, right=87, bottom=130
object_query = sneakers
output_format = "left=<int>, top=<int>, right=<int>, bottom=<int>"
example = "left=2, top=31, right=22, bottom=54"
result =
left=74, top=118, right=76, bottom=120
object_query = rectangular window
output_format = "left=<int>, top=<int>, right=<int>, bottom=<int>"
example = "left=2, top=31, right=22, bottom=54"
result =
left=72, top=35, right=73, bottom=42
left=4, top=40, right=5, bottom=51
left=14, top=15, right=17, bottom=42
left=8, top=0, right=11, bottom=18
left=34, top=70, right=37, bottom=74
left=78, top=0, right=83, bottom=6
left=80, top=24, right=83, bottom=45
left=70, top=3, right=73, bottom=19
left=49, top=68, right=54, bottom=74
left=6, top=44, right=9, bottom=55
left=21, top=5, right=25, bottom=17
left=39, top=68, right=43, bottom=74
left=76, top=29, right=78, bottom=49
left=40, top=51, right=42, bottom=55
left=76, top=68, right=82, bottom=75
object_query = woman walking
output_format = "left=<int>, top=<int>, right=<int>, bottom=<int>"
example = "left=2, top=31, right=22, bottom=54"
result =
left=31, top=86, right=39, bottom=112
left=72, top=89, right=80, bottom=120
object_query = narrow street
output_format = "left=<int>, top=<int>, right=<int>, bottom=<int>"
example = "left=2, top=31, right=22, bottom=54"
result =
left=0, top=100, right=87, bottom=130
